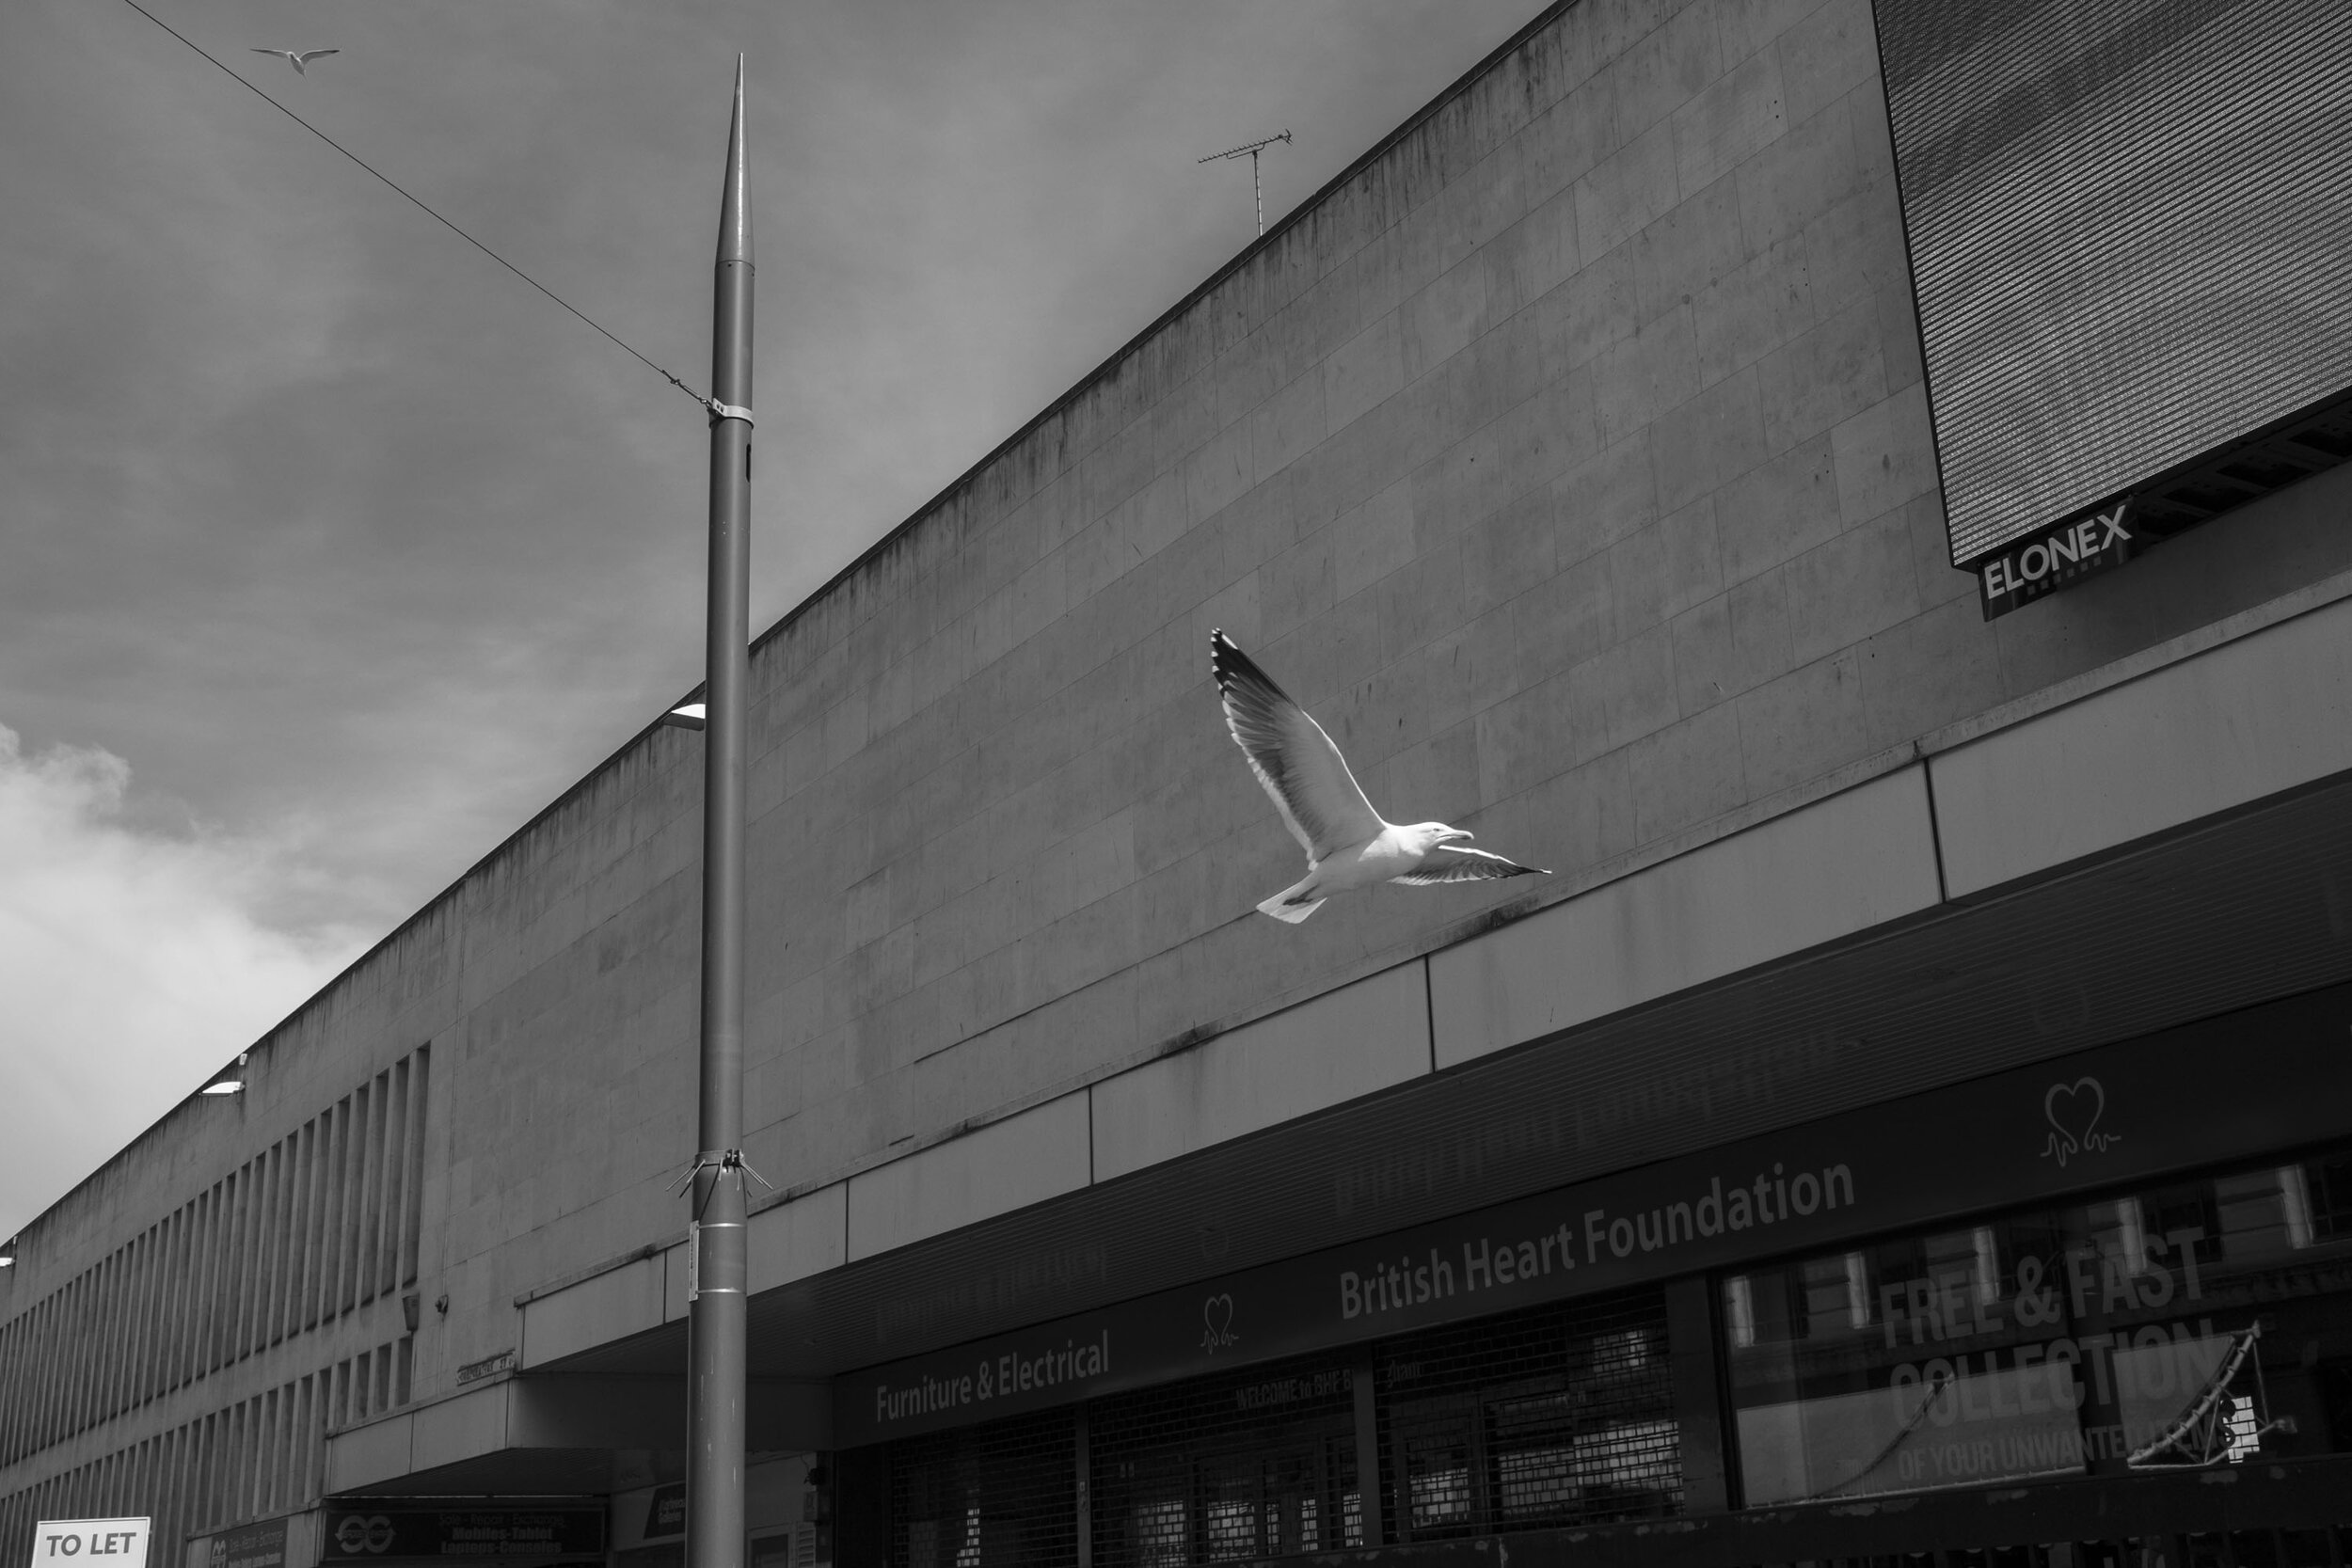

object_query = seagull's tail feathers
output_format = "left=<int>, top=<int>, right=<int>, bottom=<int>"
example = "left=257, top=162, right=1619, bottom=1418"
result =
left=1257, top=891, right=1325, bottom=924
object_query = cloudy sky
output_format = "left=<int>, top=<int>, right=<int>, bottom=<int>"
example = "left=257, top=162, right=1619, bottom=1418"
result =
left=0, top=0, right=1548, bottom=1241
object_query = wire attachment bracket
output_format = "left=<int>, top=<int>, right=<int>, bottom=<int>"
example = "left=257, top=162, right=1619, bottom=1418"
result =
left=706, top=400, right=755, bottom=426
left=670, top=1148, right=775, bottom=1197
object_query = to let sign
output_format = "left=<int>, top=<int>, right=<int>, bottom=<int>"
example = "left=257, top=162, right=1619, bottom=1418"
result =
left=29, top=1521, right=150, bottom=1568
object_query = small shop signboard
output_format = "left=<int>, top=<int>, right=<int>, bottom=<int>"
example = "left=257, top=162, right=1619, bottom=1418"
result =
left=203, top=1518, right=286, bottom=1568
left=642, top=1486, right=686, bottom=1543
left=29, top=1520, right=150, bottom=1568
left=319, top=1510, right=603, bottom=1562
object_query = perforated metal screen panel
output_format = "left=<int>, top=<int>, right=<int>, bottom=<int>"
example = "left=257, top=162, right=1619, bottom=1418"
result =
left=1872, top=0, right=2352, bottom=565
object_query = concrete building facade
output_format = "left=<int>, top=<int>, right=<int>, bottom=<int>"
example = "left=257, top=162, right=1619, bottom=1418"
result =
left=7, top=0, right=2351, bottom=1563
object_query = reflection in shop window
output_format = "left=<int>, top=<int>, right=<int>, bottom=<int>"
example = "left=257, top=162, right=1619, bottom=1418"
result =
left=1127, top=1499, right=1184, bottom=1568
left=1591, top=1327, right=1653, bottom=1378
left=1265, top=1451, right=1326, bottom=1554
left=1200, top=1498, right=1254, bottom=1561
left=2279, top=1164, right=2315, bottom=1248
left=890, top=1410, right=1075, bottom=1568
left=1724, top=1275, right=1756, bottom=1349
left=1494, top=1444, right=1575, bottom=1517
left=1403, top=1426, right=1474, bottom=1533
left=1090, top=1365, right=1359, bottom=1568
left=1488, top=1392, right=1576, bottom=1519
left=1385, top=1291, right=1682, bottom=1542
left=1575, top=1419, right=1680, bottom=1492
left=1841, top=1251, right=1872, bottom=1329
left=1721, top=1145, right=2352, bottom=1506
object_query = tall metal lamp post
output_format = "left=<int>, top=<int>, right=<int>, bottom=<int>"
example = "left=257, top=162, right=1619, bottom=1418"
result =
left=689, top=55, right=755, bottom=1568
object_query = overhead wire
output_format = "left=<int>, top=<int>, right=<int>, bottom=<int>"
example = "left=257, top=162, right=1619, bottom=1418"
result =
left=115, top=0, right=713, bottom=414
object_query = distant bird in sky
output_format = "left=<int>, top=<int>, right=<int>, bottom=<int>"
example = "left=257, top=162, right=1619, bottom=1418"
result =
left=250, top=48, right=340, bottom=73
left=1212, top=629, right=1547, bottom=922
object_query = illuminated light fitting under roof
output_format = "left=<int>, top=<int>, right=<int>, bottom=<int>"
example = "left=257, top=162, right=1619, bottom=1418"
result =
left=0, top=1236, right=15, bottom=1267
left=200, top=1053, right=249, bottom=1097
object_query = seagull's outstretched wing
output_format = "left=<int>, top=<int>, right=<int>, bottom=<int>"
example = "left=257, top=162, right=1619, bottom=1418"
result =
left=1391, top=845, right=1548, bottom=884
left=250, top=48, right=292, bottom=59
left=1212, top=629, right=1384, bottom=863
left=295, top=50, right=340, bottom=65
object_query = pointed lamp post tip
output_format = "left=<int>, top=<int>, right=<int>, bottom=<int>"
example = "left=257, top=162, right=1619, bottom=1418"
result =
left=717, top=56, right=752, bottom=266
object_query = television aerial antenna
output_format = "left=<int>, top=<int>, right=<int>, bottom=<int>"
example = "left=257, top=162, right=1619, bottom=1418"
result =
left=1199, top=130, right=1292, bottom=237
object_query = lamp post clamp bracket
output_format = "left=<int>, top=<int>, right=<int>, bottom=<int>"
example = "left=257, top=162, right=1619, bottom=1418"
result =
left=672, top=1147, right=776, bottom=1199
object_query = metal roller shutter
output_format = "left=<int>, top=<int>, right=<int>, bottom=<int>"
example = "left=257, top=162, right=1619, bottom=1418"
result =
left=889, top=1408, right=1076, bottom=1568
left=1377, top=1287, right=1683, bottom=1542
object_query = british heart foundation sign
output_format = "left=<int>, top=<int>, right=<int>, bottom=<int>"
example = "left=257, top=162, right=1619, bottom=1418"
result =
left=29, top=1521, right=150, bottom=1568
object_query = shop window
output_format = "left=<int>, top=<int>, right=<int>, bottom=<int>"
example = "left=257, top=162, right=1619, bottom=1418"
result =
left=1091, top=1357, right=1360, bottom=1568
left=1487, top=1391, right=1578, bottom=1518
left=890, top=1410, right=1075, bottom=1568
left=1721, top=1142, right=2352, bottom=1506
left=747, top=1528, right=796, bottom=1568
left=1125, top=1497, right=1184, bottom=1568
left=1395, top=1405, right=1475, bottom=1535
left=1381, top=1288, right=1682, bottom=1542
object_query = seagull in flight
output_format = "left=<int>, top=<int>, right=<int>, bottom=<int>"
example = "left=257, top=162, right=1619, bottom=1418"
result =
left=1213, top=629, right=1547, bottom=923
left=250, top=48, right=340, bottom=73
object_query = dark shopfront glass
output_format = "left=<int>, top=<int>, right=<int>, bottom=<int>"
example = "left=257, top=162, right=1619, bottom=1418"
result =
left=892, top=1409, right=1076, bottom=1568
left=1379, top=1288, right=1680, bottom=1542
left=1723, top=1140, right=2352, bottom=1505
left=1093, top=1356, right=1363, bottom=1567
left=1082, top=1289, right=1682, bottom=1565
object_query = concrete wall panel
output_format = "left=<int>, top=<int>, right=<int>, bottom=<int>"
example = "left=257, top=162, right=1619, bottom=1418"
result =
left=846, top=1093, right=1091, bottom=1260
left=1430, top=764, right=1941, bottom=1067
left=323, top=1410, right=413, bottom=1495
left=519, top=1254, right=663, bottom=1370
left=408, top=1383, right=509, bottom=1473
left=748, top=1182, right=849, bottom=1294
left=1933, top=594, right=2352, bottom=898
left=1090, top=962, right=1431, bottom=1182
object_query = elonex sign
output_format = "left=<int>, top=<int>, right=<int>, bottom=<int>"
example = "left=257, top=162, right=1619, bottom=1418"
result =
left=29, top=1521, right=149, bottom=1568
left=1979, top=496, right=2138, bottom=619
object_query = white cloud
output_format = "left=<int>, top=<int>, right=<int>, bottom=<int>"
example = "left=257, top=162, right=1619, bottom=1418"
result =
left=0, top=724, right=365, bottom=1241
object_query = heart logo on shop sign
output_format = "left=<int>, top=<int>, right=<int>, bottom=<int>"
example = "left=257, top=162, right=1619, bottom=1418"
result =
left=1200, top=1292, right=1238, bottom=1352
left=2041, top=1076, right=2120, bottom=1167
